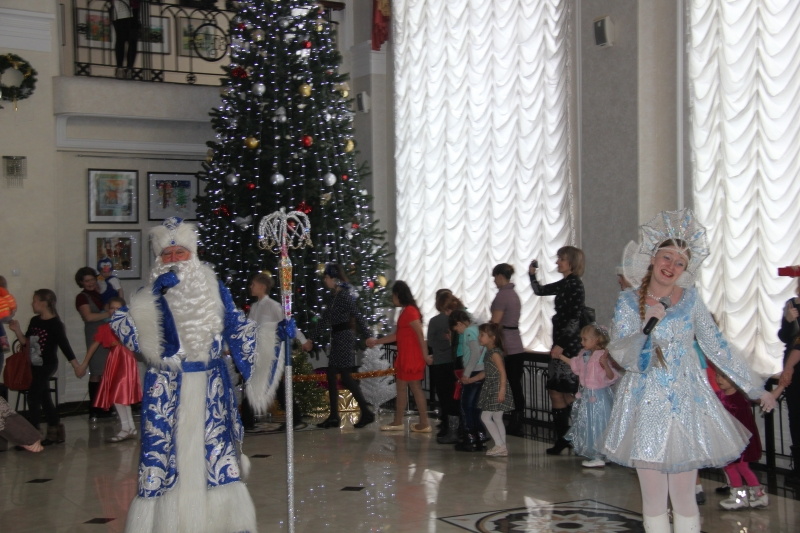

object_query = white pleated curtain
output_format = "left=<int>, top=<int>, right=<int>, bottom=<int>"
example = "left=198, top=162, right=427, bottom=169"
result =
left=392, top=0, right=572, bottom=350
left=689, top=0, right=800, bottom=374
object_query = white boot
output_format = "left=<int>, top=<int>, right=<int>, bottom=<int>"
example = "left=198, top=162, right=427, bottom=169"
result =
left=673, top=513, right=701, bottom=533
left=720, top=487, right=750, bottom=510
left=747, top=485, right=769, bottom=509
left=642, top=512, right=671, bottom=533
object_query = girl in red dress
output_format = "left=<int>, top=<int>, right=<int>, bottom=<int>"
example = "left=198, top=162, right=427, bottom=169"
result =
left=78, top=297, right=142, bottom=442
left=368, top=281, right=433, bottom=432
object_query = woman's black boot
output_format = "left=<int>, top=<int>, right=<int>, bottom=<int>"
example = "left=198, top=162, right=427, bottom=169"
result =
left=316, top=415, right=341, bottom=429
left=546, top=407, right=572, bottom=455
left=436, top=416, right=449, bottom=438
left=437, top=416, right=460, bottom=444
left=353, top=409, right=375, bottom=428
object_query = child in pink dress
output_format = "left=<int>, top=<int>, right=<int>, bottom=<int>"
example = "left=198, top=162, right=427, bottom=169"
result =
left=78, top=297, right=141, bottom=442
left=554, top=324, right=619, bottom=468
left=716, top=372, right=768, bottom=510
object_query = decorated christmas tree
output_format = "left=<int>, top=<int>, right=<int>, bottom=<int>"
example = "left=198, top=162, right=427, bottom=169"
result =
left=197, top=0, right=392, bottom=333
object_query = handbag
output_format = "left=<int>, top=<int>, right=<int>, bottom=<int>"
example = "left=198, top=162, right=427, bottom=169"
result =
left=453, top=369, right=464, bottom=400
left=3, top=342, right=32, bottom=391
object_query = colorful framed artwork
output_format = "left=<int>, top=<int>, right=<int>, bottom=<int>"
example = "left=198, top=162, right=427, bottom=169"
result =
left=87, top=230, right=142, bottom=280
left=147, top=172, right=198, bottom=221
left=76, top=9, right=113, bottom=49
left=88, top=169, right=139, bottom=223
left=141, top=16, right=171, bottom=55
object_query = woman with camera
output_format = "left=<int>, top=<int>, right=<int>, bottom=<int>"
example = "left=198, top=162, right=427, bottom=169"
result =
left=529, top=247, right=585, bottom=455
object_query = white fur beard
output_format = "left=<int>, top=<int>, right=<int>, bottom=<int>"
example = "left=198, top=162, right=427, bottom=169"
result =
left=152, top=259, right=224, bottom=363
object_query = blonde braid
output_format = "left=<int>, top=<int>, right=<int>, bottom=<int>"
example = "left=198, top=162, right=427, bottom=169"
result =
left=638, top=267, right=665, bottom=368
left=638, top=268, right=652, bottom=321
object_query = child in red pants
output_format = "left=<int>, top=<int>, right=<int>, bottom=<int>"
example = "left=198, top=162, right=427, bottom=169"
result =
left=716, top=372, right=768, bottom=510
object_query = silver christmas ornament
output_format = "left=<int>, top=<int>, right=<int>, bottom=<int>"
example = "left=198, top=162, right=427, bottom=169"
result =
left=252, top=82, right=266, bottom=96
left=323, top=172, right=337, bottom=186
left=270, top=172, right=286, bottom=186
left=226, top=173, right=240, bottom=186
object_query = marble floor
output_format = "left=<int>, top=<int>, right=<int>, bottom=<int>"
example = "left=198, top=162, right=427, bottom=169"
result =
left=1, top=411, right=799, bottom=533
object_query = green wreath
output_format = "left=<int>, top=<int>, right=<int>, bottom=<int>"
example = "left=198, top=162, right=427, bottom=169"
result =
left=0, top=53, right=38, bottom=103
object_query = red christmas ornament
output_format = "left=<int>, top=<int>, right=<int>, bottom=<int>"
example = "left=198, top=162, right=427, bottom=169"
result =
left=231, top=66, right=248, bottom=79
left=296, top=201, right=313, bottom=214
left=302, top=40, right=312, bottom=49
left=243, top=304, right=251, bottom=313
left=247, top=182, right=256, bottom=190
left=220, top=204, right=231, bottom=217
left=341, top=174, right=349, bottom=181
left=367, top=280, right=375, bottom=289
left=237, top=23, right=247, bottom=31
left=351, top=222, right=359, bottom=230
left=301, top=135, right=313, bottom=147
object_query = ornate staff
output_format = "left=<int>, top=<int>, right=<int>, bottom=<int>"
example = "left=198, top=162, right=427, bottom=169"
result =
left=257, top=207, right=312, bottom=533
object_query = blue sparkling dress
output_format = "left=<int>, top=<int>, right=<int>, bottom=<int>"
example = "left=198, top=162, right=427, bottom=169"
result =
left=601, top=288, right=766, bottom=473
left=565, top=350, right=619, bottom=460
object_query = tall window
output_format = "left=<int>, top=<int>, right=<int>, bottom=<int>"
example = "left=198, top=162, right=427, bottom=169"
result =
left=392, top=0, right=573, bottom=349
left=689, top=0, right=800, bottom=374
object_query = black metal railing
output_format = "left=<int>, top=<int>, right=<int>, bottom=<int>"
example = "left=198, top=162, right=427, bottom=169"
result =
left=70, top=0, right=343, bottom=85
left=386, top=348, right=794, bottom=478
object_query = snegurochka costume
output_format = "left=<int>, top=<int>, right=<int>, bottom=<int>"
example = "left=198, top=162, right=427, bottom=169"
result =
left=602, top=209, right=770, bottom=473
left=110, top=218, right=287, bottom=533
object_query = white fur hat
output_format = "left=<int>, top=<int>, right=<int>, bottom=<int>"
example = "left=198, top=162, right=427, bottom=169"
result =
left=150, top=217, right=198, bottom=256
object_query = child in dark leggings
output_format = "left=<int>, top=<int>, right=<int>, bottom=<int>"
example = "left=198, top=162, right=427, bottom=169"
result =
left=111, top=0, right=140, bottom=77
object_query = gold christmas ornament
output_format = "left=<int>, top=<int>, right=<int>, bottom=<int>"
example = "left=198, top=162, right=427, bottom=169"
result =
left=340, top=90, right=349, bottom=98
left=298, top=83, right=312, bottom=97
left=244, top=136, right=260, bottom=149
left=377, top=275, right=388, bottom=287
left=344, top=139, right=355, bottom=153
left=320, top=192, right=333, bottom=205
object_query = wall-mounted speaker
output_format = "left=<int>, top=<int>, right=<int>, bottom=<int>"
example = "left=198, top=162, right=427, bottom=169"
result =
left=356, top=91, right=371, bottom=113
left=594, top=16, right=614, bottom=47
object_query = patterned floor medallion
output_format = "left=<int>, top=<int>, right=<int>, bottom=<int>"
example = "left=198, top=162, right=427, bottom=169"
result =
left=440, top=500, right=651, bottom=532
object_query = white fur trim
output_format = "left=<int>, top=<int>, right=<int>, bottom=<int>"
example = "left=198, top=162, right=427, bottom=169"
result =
left=245, top=320, right=285, bottom=415
left=124, top=372, right=258, bottom=533
left=128, top=289, right=181, bottom=372
left=240, top=453, right=251, bottom=481
left=124, top=483, right=257, bottom=533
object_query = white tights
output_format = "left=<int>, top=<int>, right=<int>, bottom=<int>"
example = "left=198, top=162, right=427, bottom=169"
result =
left=480, top=411, right=506, bottom=446
left=115, top=404, right=135, bottom=433
left=637, top=468, right=699, bottom=517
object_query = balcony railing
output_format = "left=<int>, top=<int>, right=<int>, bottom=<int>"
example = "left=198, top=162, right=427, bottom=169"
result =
left=70, top=0, right=343, bottom=85
left=386, top=348, right=796, bottom=488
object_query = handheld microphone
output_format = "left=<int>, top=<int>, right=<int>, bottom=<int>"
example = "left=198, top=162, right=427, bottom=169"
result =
left=643, top=296, right=671, bottom=335
left=161, top=269, right=177, bottom=295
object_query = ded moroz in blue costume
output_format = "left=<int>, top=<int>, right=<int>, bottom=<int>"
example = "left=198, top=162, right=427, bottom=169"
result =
left=110, top=217, right=287, bottom=533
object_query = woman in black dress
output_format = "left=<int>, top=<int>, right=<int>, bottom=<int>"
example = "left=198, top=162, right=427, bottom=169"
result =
left=529, top=246, right=585, bottom=454
left=315, top=264, right=375, bottom=429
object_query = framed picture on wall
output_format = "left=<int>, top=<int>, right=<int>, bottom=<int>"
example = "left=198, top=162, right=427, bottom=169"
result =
left=88, top=169, right=138, bottom=223
left=87, top=230, right=142, bottom=280
left=147, top=172, right=198, bottom=220
left=141, top=16, right=171, bottom=55
left=76, top=9, right=113, bottom=49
